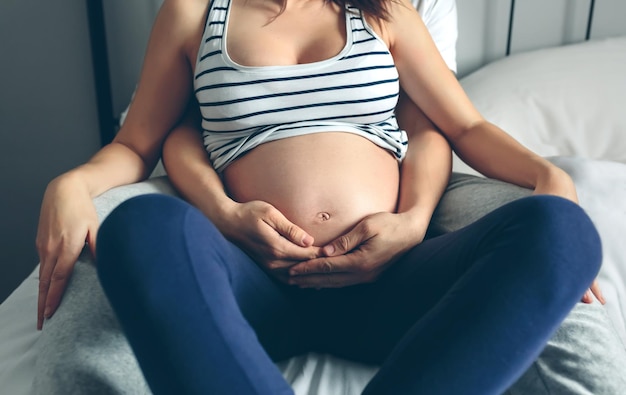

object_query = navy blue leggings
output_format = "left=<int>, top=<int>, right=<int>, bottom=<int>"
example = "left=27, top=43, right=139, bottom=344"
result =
left=97, top=194, right=601, bottom=395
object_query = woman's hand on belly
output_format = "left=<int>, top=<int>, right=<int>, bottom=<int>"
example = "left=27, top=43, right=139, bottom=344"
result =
left=220, top=200, right=323, bottom=281
left=287, top=210, right=429, bottom=288
left=222, top=132, right=404, bottom=283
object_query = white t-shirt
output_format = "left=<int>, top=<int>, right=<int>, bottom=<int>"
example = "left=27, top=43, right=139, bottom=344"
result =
left=413, top=0, right=458, bottom=73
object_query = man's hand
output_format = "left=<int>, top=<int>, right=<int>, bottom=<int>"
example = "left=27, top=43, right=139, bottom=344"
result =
left=287, top=212, right=427, bottom=288
left=36, top=175, right=99, bottom=330
left=532, top=165, right=579, bottom=203
left=582, top=279, right=606, bottom=304
left=532, top=167, right=605, bottom=305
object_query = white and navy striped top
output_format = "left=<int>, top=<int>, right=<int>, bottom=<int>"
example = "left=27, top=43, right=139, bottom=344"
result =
left=194, top=0, right=408, bottom=173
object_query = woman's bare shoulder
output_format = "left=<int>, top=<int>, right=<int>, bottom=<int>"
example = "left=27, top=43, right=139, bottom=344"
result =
left=365, top=0, right=419, bottom=48
left=383, top=0, right=425, bottom=47
left=156, top=0, right=210, bottom=62
left=161, top=0, right=208, bottom=18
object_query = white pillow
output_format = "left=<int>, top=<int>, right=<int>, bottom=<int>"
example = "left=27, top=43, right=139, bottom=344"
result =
left=454, top=36, right=626, bottom=175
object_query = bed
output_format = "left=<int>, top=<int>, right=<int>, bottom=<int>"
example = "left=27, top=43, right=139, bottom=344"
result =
left=1, top=1, right=625, bottom=394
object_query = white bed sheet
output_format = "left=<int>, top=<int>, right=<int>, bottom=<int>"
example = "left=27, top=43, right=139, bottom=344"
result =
left=2, top=37, right=626, bottom=394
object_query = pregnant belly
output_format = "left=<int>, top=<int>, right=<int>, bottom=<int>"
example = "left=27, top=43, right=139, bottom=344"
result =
left=223, top=133, right=400, bottom=246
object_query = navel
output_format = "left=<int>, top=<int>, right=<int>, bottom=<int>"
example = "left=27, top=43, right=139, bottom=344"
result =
left=316, top=212, right=331, bottom=222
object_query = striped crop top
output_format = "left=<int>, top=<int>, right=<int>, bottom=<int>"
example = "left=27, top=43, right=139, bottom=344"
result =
left=194, top=0, right=408, bottom=173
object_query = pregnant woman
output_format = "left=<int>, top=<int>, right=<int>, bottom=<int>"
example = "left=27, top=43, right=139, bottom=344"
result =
left=35, top=0, right=607, bottom=394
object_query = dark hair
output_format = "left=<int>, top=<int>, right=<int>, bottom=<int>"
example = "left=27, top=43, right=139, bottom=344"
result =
left=275, top=0, right=392, bottom=21
left=335, top=0, right=391, bottom=20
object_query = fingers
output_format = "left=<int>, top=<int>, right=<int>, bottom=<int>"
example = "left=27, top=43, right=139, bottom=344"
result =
left=263, top=235, right=322, bottom=262
left=259, top=207, right=321, bottom=261
left=37, top=253, right=57, bottom=331
left=43, top=254, right=76, bottom=318
left=37, top=240, right=83, bottom=330
left=581, top=289, right=594, bottom=304
left=288, top=252, right=375, bottom=282
left=321, top=222, right=371, bottom=257
left=288, top=254, right=378, bottom=288
left=86, top=225, right=98, bottom=257
left=290, top=255, right=352, bottom=276
left=589, top=279, right=606, bottom=304
left=580, top=280, right=606, bottom=304
left=289, top=260, right=331, bottom=276
left=263, top=258, right=301, bottom=271
left=265, top=208, right=314, bottom=247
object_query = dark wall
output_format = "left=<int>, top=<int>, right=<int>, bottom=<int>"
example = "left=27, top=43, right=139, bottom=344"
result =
left=0, top=0, right=101, bottom=302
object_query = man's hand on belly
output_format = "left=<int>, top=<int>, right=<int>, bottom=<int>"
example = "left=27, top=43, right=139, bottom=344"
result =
left=286, top=212, right=428, bottom=288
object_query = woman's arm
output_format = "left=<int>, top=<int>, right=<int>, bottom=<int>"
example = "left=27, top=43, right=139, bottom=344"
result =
left=387, top=0, right=577, bottom=202
left=36, top=0, right=202, bottom=329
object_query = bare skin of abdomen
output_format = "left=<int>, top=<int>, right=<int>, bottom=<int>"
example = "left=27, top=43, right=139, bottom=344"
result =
left=223, top=133, right=401, bottom=246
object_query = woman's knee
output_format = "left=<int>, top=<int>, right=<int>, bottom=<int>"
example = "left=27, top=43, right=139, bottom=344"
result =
left=506, top=195, right=602, bottom=290
left=96, top=194, right=193, bottom=288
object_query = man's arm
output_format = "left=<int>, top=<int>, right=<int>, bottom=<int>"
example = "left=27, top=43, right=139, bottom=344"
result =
left=36, top=0, right=202, bottom=328
left=161, top=106, right=321, bottom=280
left=390, top=0, right=577, bottom=202
left=288, top=94, right=453, bottom=287
left=395, top=92, right=452, bottom=237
